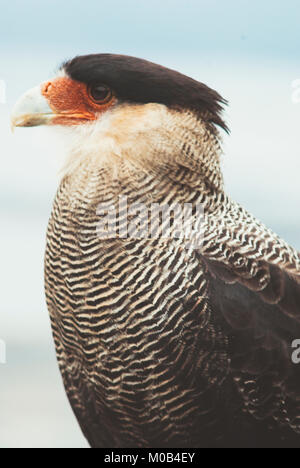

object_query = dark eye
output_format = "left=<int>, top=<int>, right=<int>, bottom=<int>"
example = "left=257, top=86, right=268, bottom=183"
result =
left=88, top=84, right=112, bottom=103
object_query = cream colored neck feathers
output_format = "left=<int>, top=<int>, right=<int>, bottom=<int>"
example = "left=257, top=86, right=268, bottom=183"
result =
left=57, top=102, right=224, bottom=192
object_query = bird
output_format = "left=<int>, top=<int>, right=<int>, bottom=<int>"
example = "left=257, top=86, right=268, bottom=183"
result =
left=11, top=54, right=300, bottom=448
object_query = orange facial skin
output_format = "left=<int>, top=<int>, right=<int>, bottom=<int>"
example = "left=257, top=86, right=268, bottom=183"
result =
left=41, top=77, right=115, bottom=126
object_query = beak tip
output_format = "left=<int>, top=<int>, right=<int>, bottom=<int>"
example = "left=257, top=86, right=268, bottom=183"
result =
left=11, top=85, right=53, bottom=130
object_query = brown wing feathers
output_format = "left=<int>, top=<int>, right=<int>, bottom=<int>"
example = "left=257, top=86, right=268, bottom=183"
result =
left=205, top=256, right=300, bottom=443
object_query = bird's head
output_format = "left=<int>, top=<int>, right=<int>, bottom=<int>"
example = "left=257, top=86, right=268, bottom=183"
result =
left=11, top=54, right=228, bottom=183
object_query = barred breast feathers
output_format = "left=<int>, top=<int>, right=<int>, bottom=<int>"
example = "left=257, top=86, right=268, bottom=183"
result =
left=57, top=102, right=300, bottom=283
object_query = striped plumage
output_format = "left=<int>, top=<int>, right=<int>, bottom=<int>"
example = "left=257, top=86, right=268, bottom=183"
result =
left=12, top=55, right=300, bottom=447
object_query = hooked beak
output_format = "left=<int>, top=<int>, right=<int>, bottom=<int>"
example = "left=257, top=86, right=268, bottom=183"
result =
left=11, top=85, right=54, bottom=130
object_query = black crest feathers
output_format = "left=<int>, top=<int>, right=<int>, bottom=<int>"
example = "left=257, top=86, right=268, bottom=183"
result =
left=63, top=54, right=228, bottom=133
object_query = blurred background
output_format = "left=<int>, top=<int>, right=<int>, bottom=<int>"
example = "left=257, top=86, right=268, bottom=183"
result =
left=0, top=0, right=299, bottom=448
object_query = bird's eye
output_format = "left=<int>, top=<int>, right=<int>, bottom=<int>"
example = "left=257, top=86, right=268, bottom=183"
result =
left=88, top=84, right=112, bottom=104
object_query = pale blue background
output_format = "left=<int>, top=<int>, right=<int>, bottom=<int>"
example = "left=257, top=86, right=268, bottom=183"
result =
left=0, top=0, right=299, bottom=448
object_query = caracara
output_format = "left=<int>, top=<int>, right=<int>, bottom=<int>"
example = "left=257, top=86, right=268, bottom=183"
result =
left=11, top=54, right=300, bottom=448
